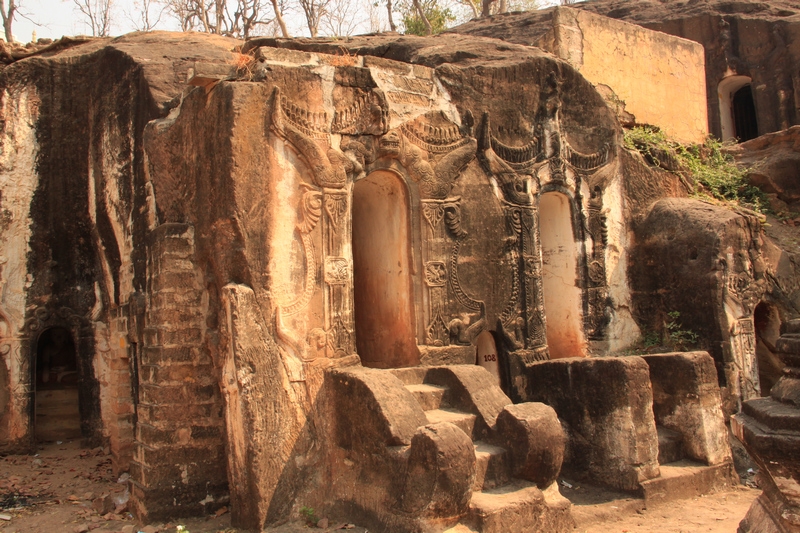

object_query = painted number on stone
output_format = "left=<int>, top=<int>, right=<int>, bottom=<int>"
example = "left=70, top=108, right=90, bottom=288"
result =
left=483, top=354, right=497, bottom=362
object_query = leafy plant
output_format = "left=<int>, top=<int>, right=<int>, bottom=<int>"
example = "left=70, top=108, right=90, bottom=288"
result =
left=399, top=0, right=454, bottom=35
left=300, top=505, right=318, bottom=525
left=665, top=311, right=699, bottom=351
left=623, top=126, right=769, bottom=213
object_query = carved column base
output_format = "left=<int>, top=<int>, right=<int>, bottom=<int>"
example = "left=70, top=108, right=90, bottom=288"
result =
left=733, top=319, right=800, bottom=533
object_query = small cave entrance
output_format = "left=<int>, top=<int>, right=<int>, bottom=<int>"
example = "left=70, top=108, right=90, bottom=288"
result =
left=34, top=327, right=82, bottom=441
left=539, top=192, right=586, bottom=358
left=719, top=76, right=759, bottom=141
left=753, top=302, right=783, bottom=396
left=352, top=170, right=420, bottom=368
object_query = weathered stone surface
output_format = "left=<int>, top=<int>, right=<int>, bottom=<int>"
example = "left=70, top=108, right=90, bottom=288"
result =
left=734, top=319, right=800, bottom=533
left=330, top=366, right=427, bottom=450
left=400, top=422, right=476, bottom=518
left=451, top=6, right=708, bottom=143
left=643, top=352, right=731, bottom=465
left=0, top=22, right=772, bottom=533
left=728, top=126, right=800, bottom=212
left=422, top=366, right=512, bottom=438
left=495, top=403, right=564, bottom=488
left=630, top=198, right=767, bottom=408
left=519, top=356, right=659, bottom=491
left=571, top=0, right=800, bottom=140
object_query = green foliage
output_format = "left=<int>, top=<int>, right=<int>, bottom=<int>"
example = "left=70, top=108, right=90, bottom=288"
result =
left=665, top=311, right=699, bottom=351
left=300, top=506, right=318, bottom=525
left=619, top=312, right=699, bottom=355
left=399, top=0, right=454, bottom=35
left=623, top=126, right=769, bottom=213
left=641, top=330, right=660, bottom=348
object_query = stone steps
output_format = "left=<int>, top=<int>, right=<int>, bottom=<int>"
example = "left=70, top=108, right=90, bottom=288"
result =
left=426, top=408, right=478, bottom=438
left=407, top=383, right=447, bottom=411
left=640, top=459, right=738, bottom=506
left=474, top=441, right=510, bottom=491
left=465, top=481, right=573, bottom=533
left=742, top=397, right=800, bottom=432
left=403, top=378, right=572, bottom=532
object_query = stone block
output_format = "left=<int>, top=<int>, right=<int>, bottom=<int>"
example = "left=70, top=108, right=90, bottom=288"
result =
left=423, top=365, right=512, bottom=438
left=643, top=352, right=731, bottom=465
left=400, top=422, right=476, bottom=518
left=129, top=477, right=228, bottom=523
left=521, top=356, right=660, bottom=491
left=495, top=403, right=564, bottom=488
left=140, top=345, right=202, bottom=366
left=136, top=402, right=219, bottom=427
left=330, top=366, right=428, bottom=450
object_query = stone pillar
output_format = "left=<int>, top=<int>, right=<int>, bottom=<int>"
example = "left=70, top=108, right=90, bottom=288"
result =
left=734, top=319, right=800, bottom=533
left=129, top=224, right=227, bottom=521
left=104, top=306, right=136, bottom=475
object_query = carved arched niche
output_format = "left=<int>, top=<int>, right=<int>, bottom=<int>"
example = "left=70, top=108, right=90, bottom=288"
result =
left=538, top=191, right=587, bottom=358
left=352, top=170, right=419, bottom=368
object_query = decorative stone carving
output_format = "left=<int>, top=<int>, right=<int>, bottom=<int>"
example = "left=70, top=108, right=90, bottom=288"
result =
left=269, top=86, right=347, bottom=190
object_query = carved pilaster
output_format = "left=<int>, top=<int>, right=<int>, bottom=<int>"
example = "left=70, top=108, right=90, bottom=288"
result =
left=322, top=189, right=353, bottom=356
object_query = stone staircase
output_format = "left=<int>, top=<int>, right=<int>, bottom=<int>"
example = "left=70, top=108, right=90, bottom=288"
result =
left=392, top=368, right=573, bottom=533
left=640, top=425, right=737, bottom=505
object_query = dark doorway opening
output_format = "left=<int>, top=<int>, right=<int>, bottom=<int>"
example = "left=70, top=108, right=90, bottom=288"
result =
left=35, top=327, right=82, bottom=441
left=733, top=85, right=759, bottom=141
left=352, top=171, right=420, bottom=368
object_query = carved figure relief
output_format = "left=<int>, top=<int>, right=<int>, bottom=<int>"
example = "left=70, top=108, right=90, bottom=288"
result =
left=732, top=317, right=760, bottom=399
left=268, top=87, right=357, bottom=360
left=368, top=111, right=483, bottom=348
left=476, top=73, right=615, bottom=356
left=583, top=186, right=611, bottom=339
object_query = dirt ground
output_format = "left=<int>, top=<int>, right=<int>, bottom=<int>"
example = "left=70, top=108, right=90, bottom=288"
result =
left=0, top=440, right=759, bottom=533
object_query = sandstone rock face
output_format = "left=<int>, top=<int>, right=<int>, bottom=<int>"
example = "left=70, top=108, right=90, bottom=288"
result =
left=520, top=356, right=660, bottom=491
left=572, top=0, right=800, bottom=140
left=630, top=198, right=767, bottom=409
left=642, top=352, right=731, bottom=466
left=0, top=27, right=763, bottom=532
left=451, top=6, right=708, bottom=143
left=728, top=126, right=800, bottom=212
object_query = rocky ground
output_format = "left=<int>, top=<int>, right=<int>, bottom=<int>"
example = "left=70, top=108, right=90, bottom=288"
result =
left=0, top=440, right=759, bottom=533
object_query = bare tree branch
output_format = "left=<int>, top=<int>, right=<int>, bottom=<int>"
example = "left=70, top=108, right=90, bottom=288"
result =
left=127, top=0, right=167, bottom=31
left=72, top=0, right=113, bottom=36
left=0, top=0, right=18, bottom=42
left=297, top=0, right=334, bottom=36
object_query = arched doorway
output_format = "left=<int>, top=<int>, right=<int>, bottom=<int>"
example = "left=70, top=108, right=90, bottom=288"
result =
left=753, top=302, right=783, bottom=396
left=718, top=76, right=759, bottom=141
left=539, top=192, right=586, bottom=358
left=34, top=327, right=81, bottom=441
left=352, top=171, right=420, bottom=368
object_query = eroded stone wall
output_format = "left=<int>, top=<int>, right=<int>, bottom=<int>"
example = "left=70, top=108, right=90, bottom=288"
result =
left=452, top=7, right=709, bottom=144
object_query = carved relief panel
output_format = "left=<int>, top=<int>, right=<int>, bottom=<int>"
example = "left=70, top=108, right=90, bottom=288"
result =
left=268, top=87, right=358, bottom=362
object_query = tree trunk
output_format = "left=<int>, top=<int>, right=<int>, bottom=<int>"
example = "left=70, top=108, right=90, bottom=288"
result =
left=465, top=0, right=479, bottom=19
left=3, top=0, right=15, bottom=43
left=386, top=0, right=396, bottom=32
left=411, top=0, right=432, bottom=35
left=269, top=0, right=291, bottom=37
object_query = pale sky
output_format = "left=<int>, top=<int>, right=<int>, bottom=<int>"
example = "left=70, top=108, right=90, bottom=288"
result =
left=11, top=0, right=561, bottom=43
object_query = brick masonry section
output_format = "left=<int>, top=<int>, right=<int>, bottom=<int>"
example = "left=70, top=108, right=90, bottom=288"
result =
left=129, top=223, right=228, bottom=521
